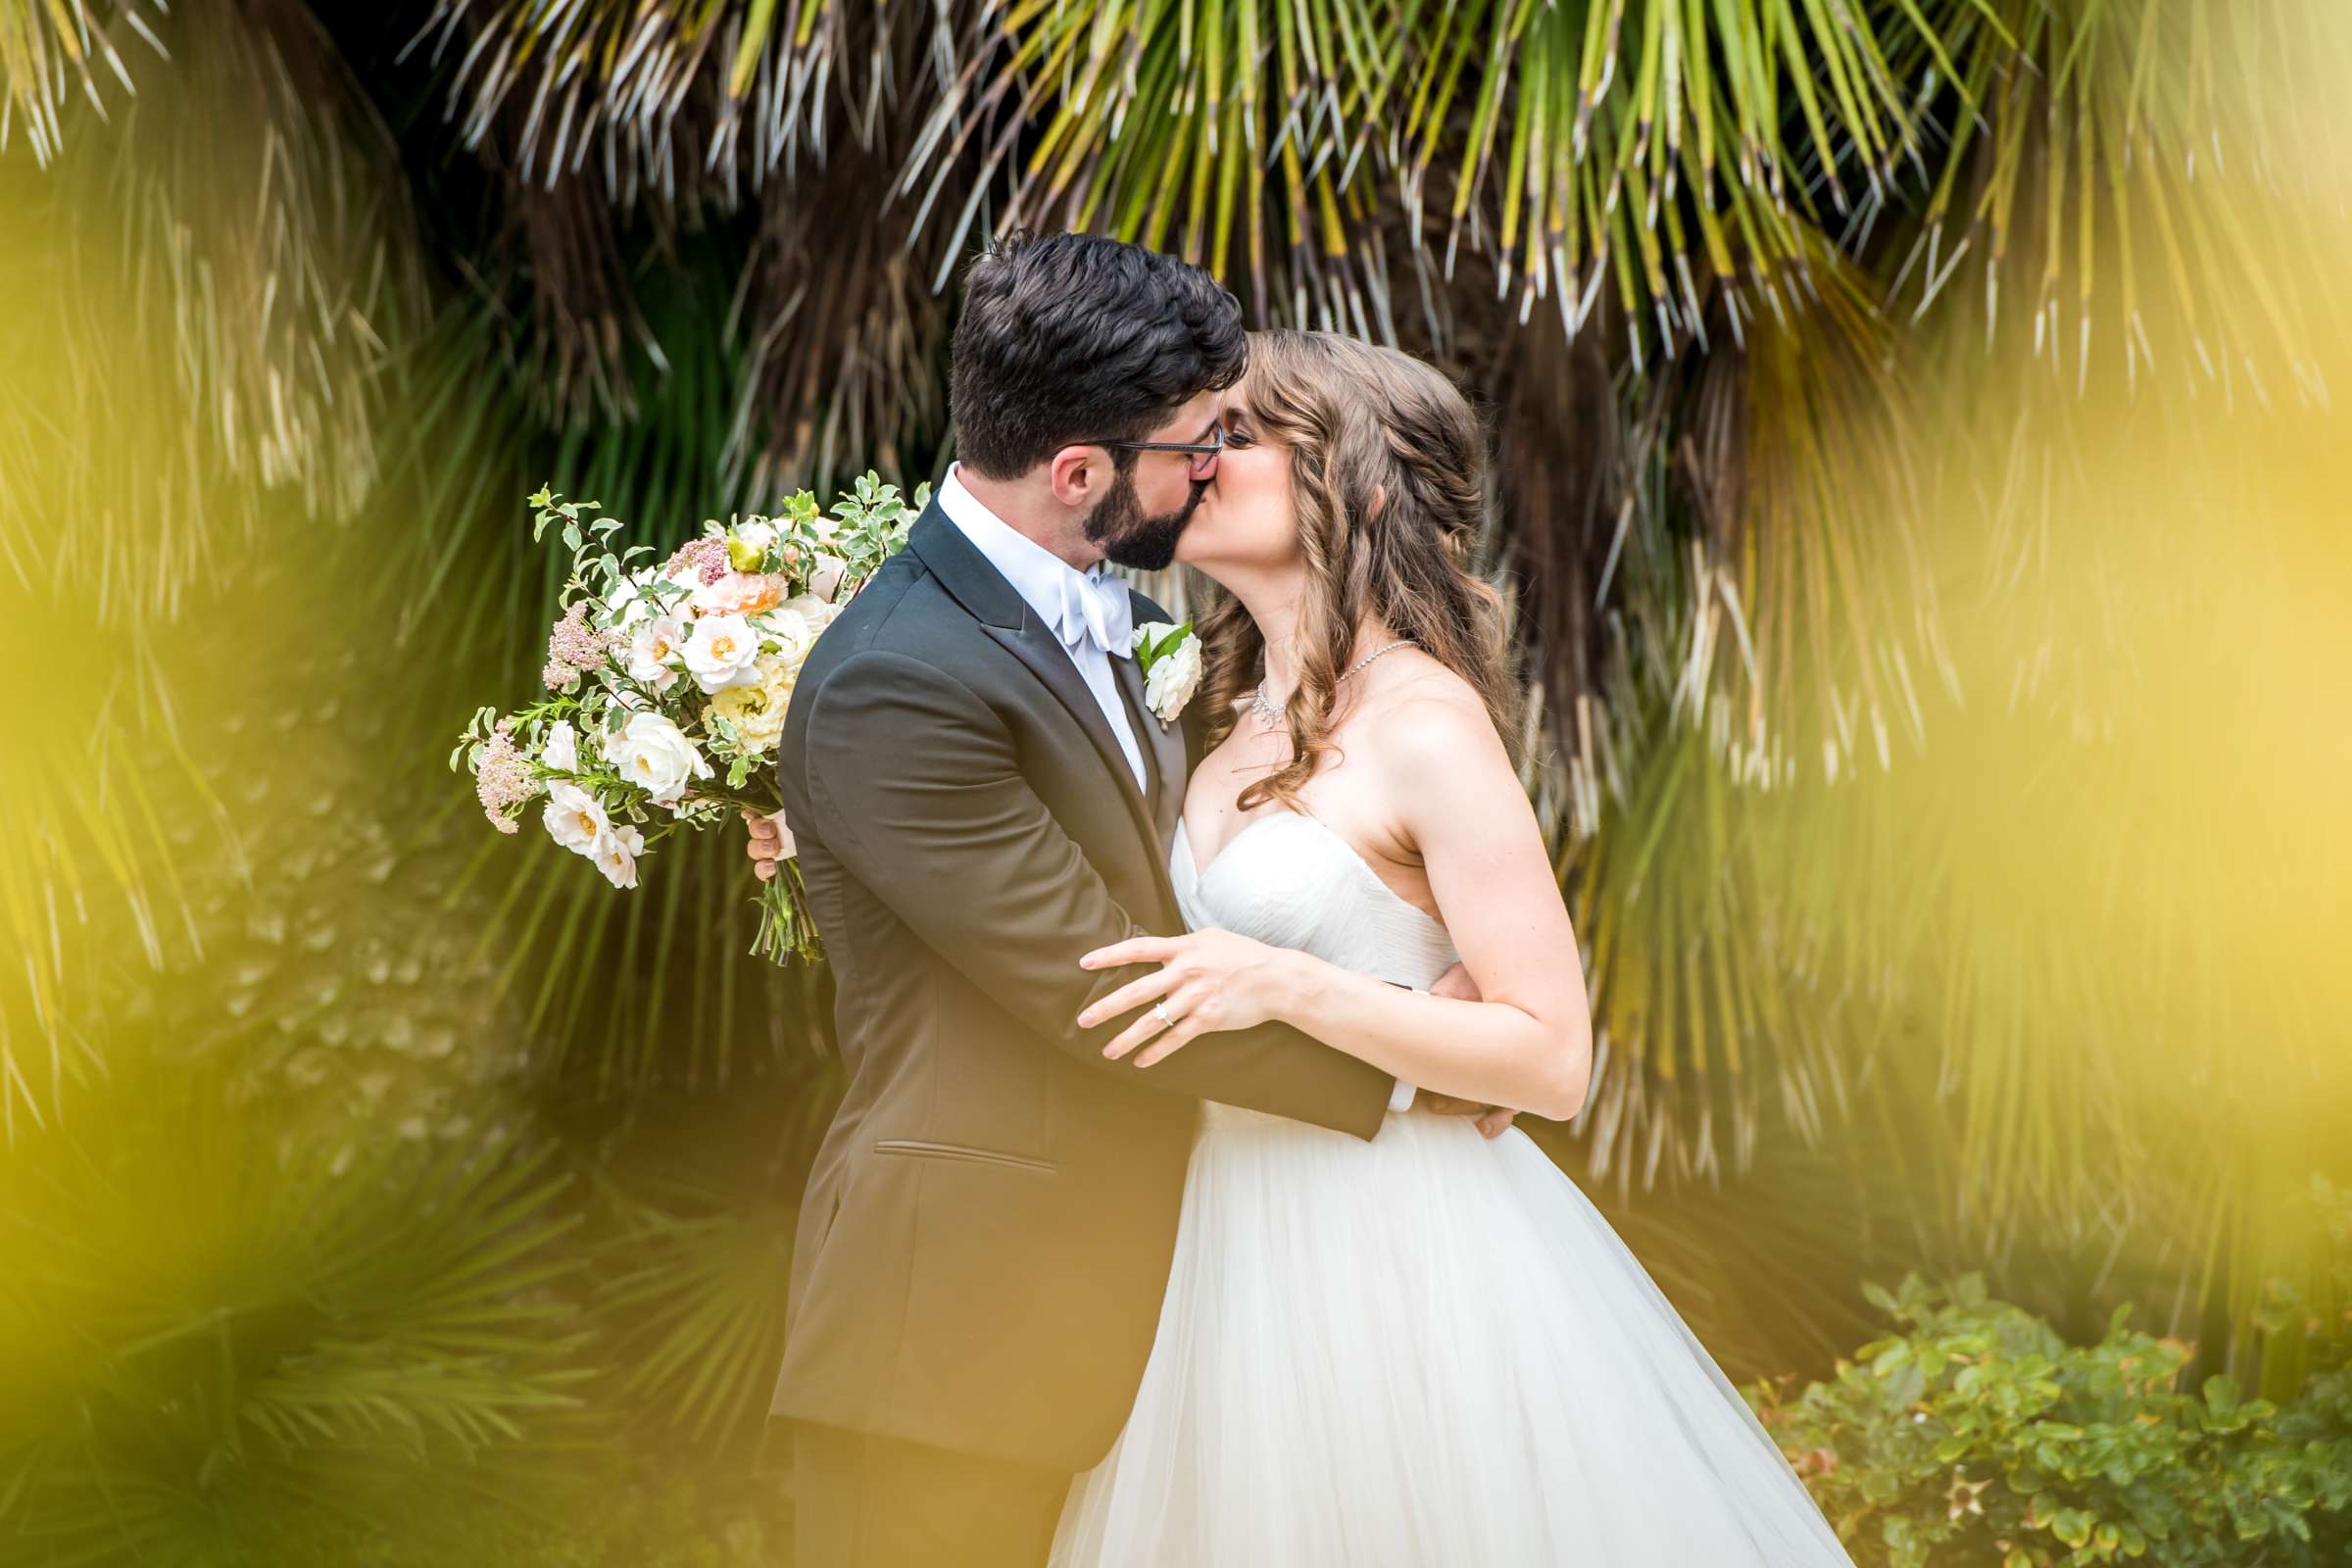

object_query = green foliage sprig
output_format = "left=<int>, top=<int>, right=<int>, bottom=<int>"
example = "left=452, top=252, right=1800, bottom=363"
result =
left=1749, top=1266, right=2352, bottom=1567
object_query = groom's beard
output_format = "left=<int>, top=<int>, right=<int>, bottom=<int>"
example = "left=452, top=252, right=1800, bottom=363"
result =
left=1085, top=470, right=1208, bottom=571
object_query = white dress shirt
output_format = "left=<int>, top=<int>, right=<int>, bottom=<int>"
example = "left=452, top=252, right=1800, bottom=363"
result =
left=938, top=465, right=1147, bottom=789
left=937, top=466, right=1417, bottom=1115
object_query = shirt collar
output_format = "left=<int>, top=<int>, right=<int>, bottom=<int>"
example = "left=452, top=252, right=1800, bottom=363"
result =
left=938, top=464, right=1128, bottom=652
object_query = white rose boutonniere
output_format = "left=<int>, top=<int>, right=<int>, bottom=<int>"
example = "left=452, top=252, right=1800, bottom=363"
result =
left=1132, top=620, right=1203, bottom=725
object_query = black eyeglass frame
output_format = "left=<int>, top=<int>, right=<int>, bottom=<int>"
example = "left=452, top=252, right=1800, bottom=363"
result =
left=1077, top=423, right=1225, bottom=474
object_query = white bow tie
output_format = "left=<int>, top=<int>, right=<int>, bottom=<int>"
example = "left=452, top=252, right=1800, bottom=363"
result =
left=1055, top=567, right=1135, bottom=661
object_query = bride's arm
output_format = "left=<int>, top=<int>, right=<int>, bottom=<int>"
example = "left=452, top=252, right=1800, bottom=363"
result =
left=1077, top=694, right=1593, bottom=1120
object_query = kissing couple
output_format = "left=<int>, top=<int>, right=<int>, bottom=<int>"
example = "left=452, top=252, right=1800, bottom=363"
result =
left=747, top=232, right=1855, bottom=1567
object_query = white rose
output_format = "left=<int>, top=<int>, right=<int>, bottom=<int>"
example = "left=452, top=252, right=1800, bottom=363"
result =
left=627, top=614, right=688, bottom=693
left=784, top=593, right=839, bottom=629
left=683, top=612, right=763, bottom=694
left=542, top=718, right=579, bottom=773
left=1139, top=626, right=1203, bottom=722
left=594, top=821, right=646, bottom=889
left=735, top=519, right=777, bottom=553
left=542, top=781, right=611, bottom=856
left=808, top=552, right=848, bottom=602
left=603, top=566, right=660, bottom=634
left=601, top=711, right=713, bottom=805
left=756, top=606, right=817, bottom=666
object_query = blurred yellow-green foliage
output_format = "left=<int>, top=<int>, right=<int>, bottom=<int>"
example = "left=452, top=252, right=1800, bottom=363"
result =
left=3, top=1, right=2348, bottom=1561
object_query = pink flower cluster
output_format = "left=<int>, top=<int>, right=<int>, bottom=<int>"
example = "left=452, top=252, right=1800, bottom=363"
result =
left=663, top=536, right=728, bottom=585
left=474, top=719, right=535, bottom=833
left=543, top=601, right=616, bottom=690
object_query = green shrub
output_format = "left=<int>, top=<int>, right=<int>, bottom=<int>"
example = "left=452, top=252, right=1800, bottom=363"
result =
left=1749, top=1273, right=2352, bottom=1567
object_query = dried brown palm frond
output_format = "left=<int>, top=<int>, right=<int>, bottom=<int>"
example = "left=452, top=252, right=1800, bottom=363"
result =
left=1679, top=232, right=1946, bottom=790
left=0, top=0, right=166, bottom=166
left=726, top=137, right=954, bottom=500
left=408, top=0, right=947, bottom=205
left=0, top=0, right=423, bottom=1135
left=459, top=156, right=662, bottom=427
left=0, top=0, right=425, bottom=623
left=1486, top=282, right=1626, bottom=745
left=903, top=0, right=1409, bottom=326
left=411, top=1, right=960, bottom=440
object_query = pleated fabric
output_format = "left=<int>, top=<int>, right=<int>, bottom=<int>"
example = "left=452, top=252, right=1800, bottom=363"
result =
left=1050, top=813, right=1854, bottom=1566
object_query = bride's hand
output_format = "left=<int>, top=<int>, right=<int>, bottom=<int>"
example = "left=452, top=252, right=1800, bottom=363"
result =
left=1076, top=930, right=1305, bottom=1068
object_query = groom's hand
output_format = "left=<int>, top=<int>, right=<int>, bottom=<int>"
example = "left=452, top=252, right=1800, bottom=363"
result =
left=741, top=808, right=791, bottom=881
left=1421, top=960, right=1519, bottom=1139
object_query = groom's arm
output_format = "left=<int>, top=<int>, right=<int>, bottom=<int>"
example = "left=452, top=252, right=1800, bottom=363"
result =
left=1176, top=664, right=1418, bottom=1114
left=799, top=649, right=1393, bottom=1141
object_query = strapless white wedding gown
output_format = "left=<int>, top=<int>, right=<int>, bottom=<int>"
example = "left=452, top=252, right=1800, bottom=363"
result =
left=1050, top=809, right=1855, bottom=1566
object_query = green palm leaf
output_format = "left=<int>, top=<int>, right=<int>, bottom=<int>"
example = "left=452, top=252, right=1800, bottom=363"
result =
left=0, top=1046, right=602, bottom=1563
left=0, top=0, right=165, bottom=167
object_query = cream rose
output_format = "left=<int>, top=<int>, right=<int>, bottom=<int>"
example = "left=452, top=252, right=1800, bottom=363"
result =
left=709, top=650, right=803, bottom=754
left=780, top=594, right=837, bottom=635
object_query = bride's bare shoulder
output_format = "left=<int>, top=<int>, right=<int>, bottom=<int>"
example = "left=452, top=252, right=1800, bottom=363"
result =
left=1355, top=654, right=1509, bottom=780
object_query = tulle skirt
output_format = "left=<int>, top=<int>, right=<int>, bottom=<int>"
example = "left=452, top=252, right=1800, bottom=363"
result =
left=1050, top=1104, right=1856, bottom=1566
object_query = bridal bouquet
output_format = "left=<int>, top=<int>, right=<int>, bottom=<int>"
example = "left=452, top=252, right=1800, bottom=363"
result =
left=452, top=474, right=926, bottom=962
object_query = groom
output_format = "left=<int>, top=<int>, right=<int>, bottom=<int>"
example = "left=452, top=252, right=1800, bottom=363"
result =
left=748, top=232, right=1479, bottom=1565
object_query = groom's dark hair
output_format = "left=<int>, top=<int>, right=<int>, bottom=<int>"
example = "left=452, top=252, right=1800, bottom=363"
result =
left=950, top=231, right=1248, bottom=481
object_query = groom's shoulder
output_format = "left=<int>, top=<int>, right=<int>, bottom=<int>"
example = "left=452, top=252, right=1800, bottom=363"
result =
left=799, top=547, right=976, bottom=693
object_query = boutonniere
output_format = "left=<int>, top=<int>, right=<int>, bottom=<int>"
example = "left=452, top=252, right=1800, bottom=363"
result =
left=1131, top=620, right=1203, bottom=726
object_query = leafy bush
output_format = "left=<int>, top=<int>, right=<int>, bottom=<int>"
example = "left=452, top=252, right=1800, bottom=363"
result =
left=1749, top=1271, right=2352, bottom=1567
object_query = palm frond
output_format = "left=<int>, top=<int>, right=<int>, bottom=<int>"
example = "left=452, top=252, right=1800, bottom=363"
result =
left=589, top=1172, right=804, bottom=1447
left=730, top=141, right=954, bottom=500
left=0, top=0, right=166, bottom=167
left=0, top=1045, right=604, bottom=1562
left=1406, top=0, right=1947, bottom=367
left=1684, top=230, right=1947, bottom=788
left=908, top=0, right=1406, bottom=324
left=1886, top=0, right=2351, bottom=396
left=0, top=0, right=424, bottom=622
left=409, top=0, right=934, bottom=203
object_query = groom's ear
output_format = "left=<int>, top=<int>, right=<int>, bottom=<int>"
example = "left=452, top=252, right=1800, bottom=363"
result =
left=1048, top=444, right=1108, bottom=508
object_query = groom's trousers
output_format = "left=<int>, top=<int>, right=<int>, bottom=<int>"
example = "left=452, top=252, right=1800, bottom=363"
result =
left=792, top=1419, right=1071, bottom=1566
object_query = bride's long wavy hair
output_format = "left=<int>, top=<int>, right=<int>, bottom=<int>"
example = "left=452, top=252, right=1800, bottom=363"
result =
left=1198, top=329, right=1520, bottom=810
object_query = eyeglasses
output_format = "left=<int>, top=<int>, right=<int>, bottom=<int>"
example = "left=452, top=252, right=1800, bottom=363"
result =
left=1081, top=423, right=1224, bottom=479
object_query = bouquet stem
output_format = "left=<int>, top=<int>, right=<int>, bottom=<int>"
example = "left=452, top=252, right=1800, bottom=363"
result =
left=751, top=858, right=824, bottom=964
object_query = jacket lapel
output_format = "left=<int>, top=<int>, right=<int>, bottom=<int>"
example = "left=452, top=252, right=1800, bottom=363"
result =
left=906, top=507, right=1170, bottom=894
left=1112, top=642, right=1188, bottom=847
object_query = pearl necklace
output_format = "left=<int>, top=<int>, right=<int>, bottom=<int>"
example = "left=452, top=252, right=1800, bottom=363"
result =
left=1249, top=639, right=1414, bottom=726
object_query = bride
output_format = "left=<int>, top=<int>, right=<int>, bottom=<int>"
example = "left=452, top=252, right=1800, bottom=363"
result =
left=1049, top=329, right=1856, bottom=1565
